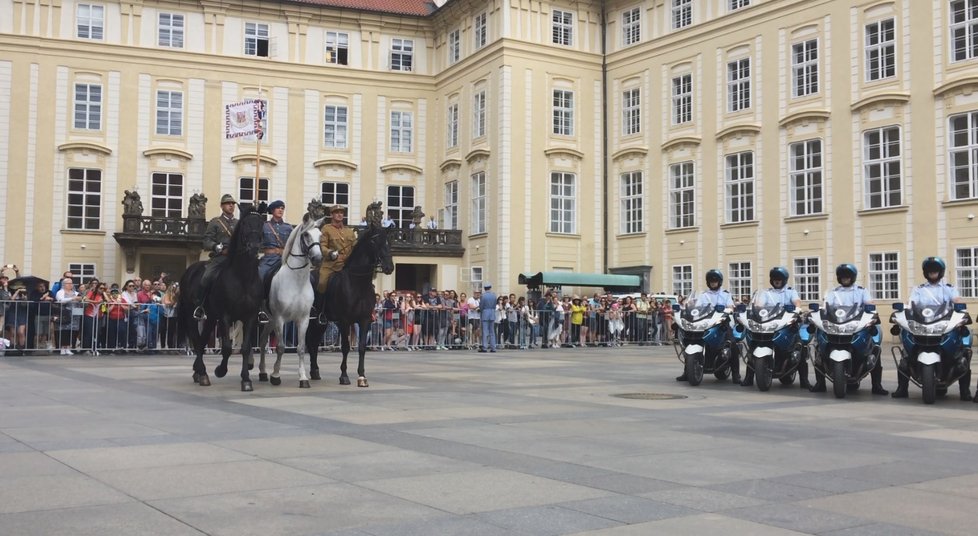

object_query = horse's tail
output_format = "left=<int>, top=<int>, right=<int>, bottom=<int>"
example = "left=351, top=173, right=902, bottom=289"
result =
left=176, top=261, right=206, bottom=345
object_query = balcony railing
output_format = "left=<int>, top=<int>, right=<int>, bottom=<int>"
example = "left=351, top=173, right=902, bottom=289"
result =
left=120, top=214, right=207, bottom=237
left=366, top=227, right=465, bottom=258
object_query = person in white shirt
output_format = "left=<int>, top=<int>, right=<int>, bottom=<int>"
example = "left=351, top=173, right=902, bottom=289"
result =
left=740, top=267, right=810, bottom=389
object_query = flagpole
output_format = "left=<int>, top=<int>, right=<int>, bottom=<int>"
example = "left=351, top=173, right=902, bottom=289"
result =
left=255, top=83, right=263, bottom=203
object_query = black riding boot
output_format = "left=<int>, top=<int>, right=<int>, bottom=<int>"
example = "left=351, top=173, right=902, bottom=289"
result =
left=810, top=367, right=826, bottom=392
left=871, top=359, right=888, bottom=395
left=798, top=360, right=812, bottom=390
left=730, top=352, right=742, bottom=384
left=891, top=360, right=909, bottom=398
left=676, top=370, right=688, bottom=382
left=959, top=371, right=972, bottom=401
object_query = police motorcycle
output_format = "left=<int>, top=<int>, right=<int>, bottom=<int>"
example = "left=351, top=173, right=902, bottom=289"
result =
left=673, top=290, right=744, bottom=386
left=889, top=286, right=972, bottom=405
left=808, top=291, right=881, bottom=399
left=735, top=290, right=809, bottom=392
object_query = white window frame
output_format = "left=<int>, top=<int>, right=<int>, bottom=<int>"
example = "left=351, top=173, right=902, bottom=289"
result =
left=471, top=171, right=486, bottom=234
left=238, top=177, right=269, bottom=206
left=474, top=12, right=488, bottom=49
left=727, top=57, right=751, bottom=112
left=324, top=105, right=348, bottom=149
left=68, top=263, right=98, bottom=285
left=622, top=88, right=641, bottom=136
left=325, top=31, right=349, bottom=65
left=552, top=9, right=574, bottom=46
left=949, top=111, right=978, bottom=200
left=151, top=172, right=183, bottom=218
left=391, top=38, right=414, bottom=71
left=669, top=161, right=695, bottom=229
left=320, top=181, right=350, bottom=223
left=725, top=151, right=754, bottom=223
left=672, top=0, right=692, bottom=29
left=158, top=13, right=184, bottom=48
left=67, top=168, right=102, bottom=230
left=549, top=172, right=576, bottom=234
left=728, top=262, right=752, bottom=300
left=446, top=102, right=459, bottom=148
left=951, top=0, right=978, bottom=62
left=622, top=7, right=641, bottom=46
left=390, top=110, right=413, bottom=153
left=387, top=185, right=415, bottom=228
left=473, top=90, right=487, bottom=138
left=863, top=125, right=902, bottom=209
left=73, top=83, right=102, bottom=131
left=448, top=29, right=461, bottom=64
left=865, top=18, right=895, bottom=81
left=552, top=89, right=574, bottom=136
left=444, top=181, right=458, bottom=230
left=620, top=171, right=643, bottom=235
left=792, top=39, right=819, bottom=97
left=956, top=246, right=978, bottom=298
left=672, top=73, right=692, bottom=125
left=789, top=139, right=824, bottom=216
left=76, top=4, right=104, bottom=40
left=793, top=257, right=821, bottom=302
left=155, top=90, right=183, bottom=136
left=730, top=0, right=750, bottom=11
left=244, top=22, right=270, bottom=57
left=868, top=252, right=900, bottom=300
left=673, top=265, right=693, bottom=297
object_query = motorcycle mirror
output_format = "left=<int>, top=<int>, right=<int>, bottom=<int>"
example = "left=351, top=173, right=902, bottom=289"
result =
left=809, top=303, right=820, bottom=312
left=672, top=304, right=680, bottom=312
left=955, top=302, right=967, bottom=312
left=785, top=304, right=796, bottom=313
left=865, top=304, right=876, bottom=313
left=892, top=302, right=904, bottom=312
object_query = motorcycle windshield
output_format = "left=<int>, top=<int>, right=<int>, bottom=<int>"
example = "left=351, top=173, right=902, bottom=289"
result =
left=908, top=286, right=953, bottom=325
left=682, top=290, right=720, bottom=322
left=823, top=291, right=863, bottom=324
left=749, top=290, right=785, bottom=323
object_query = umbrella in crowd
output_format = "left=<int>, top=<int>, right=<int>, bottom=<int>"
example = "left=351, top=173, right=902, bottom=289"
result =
left=8, top=276, right=50, bottom=291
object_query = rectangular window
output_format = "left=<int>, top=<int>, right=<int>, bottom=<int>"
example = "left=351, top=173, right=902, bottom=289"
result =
left=793, top=257, right=821, bottom=302
left=77, top=4, right=104, bottom=40
left=951, top=0, right=978, bottom=62
left=673, top=265, right=692, bottom=297
left=949, top=111, right=978, bottom=200
left=68, top=263, right=97, bottom=285
left=151, top=172, right=183, bottom=218
left=792, top=39, right=819, bottom=97
left=622, top=8, right=641, bottom=46
left=391, top=38, right=414, bottom=71
left=956, top=246, right=978, bottom=298
left=390, top=110, right=413, bottom=153
left=672, top=0, right=692, bottom=29
left=67, top=168, right=101, bottom=230
left=444, top=181, right=458, bottom=230
left=474, top=12, right=488, bottom=49
left=325, top=31, right=349, bottom=65
left=320, top=182, right=350, bottom=223
left=387, top=186, right=415, bottom=228
left=728, top=262, right=752, bottom=301
left=672, top=74, right=692, bottom=125
left=869, top=252, right=900, bottom=300
left=620, top=171, right=643, bottom=234
left=471, top=172, right=486, bottom=234
left=864, top=126, right=901, bottom=208
left=73, top=83, right=102, bottom=130
left=865, top=18, right=895, bottom=81
left=725, top=151, right=754, bottom=223
left=324, top=105, right=348, bottom=149
left=448, top=29, right=461, bottom=64
left=155, top=90, right=183, bottom=136
left=552, top=89, right=574, bottom=136
left=727, top=58, right=751, bottom=112
left=622, top=88, right=641, bottom=136
left=473, top=90, right=486, bottom=138
left=669, top=162, right=695, bottom=229
left=158, top=13, right=184, bottom=48
left=730, top=0, right=750, bottom=10
left=789, top=139, right=824, bottom=216
left=552, top=9, right=573, bottom=46
left=238, top=177, right=269, bottom=206
left=244, top=22, right=270, bottom=57
left=447, top=103, right=459, bottom=148
left=549, top=172, right=576, bottom=234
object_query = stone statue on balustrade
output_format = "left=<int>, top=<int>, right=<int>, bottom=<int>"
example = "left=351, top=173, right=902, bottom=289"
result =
left=122, top=190, right=143, bottom=216
left=188, top=193, right=207, bottom=219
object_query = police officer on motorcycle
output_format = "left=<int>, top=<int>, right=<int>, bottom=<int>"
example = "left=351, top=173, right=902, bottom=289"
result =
left=675, top=269, right=741, bottom=383
left=891, top=257, right=972, bottom=400
left=810, top=263, right=888, bottom=395
left=740, top=267, right=811, bottom=389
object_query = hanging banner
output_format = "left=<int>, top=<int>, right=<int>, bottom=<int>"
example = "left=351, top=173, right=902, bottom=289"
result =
left=224, top=99, right=265, bottom=139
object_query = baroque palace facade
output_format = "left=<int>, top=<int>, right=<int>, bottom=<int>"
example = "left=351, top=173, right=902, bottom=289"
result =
left=1, top=0, right=978, bottom=302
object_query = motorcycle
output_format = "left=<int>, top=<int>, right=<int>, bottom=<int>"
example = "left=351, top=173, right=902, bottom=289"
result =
left=889, top=287, right=972, bottom=404
left=735, top=290, right=809, bottom=392
left=672, top=290, right=743, bottom=386
left=808, top=291, right=881, bottom=399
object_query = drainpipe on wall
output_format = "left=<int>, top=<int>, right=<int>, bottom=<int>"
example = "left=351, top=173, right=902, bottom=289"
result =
left=600, top=0, right=609, bottom=275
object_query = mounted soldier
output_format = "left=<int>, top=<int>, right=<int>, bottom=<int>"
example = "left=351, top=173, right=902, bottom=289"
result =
left=194, top=194, right=238, bottom=320
left=316, top=204, right=356, bottom=295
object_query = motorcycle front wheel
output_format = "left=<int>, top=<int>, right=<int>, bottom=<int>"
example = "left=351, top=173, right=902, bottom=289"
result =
left=754, top=357, right=772, bottom=392
left=685, top=353, right=704, bottom=386
left=832, top=360, right=847, bottom=399
left=921, top=363, right=937, bottom=404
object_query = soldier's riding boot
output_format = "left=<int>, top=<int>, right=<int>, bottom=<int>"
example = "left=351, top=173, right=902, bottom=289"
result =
left=798, top=360, right=812, bottom=390
left=891, top=359, right=910, bottom=398
left=810, top=367, right=827, bottom=392
left=871, top=359, right=888, bottom=395
left=258, top=304, right=270, bottom=324
left=194, top=286, right=209, bottom=321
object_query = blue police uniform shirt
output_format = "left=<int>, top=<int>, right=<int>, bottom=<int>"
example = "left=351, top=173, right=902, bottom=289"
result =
left=827, top=285, right=873, bottom=306
left=258, top=219, right=293, bottom=279
left=479, top=290, right=497, bottom=320
left=914, top=282, right=959, bottom=305
left=768, top=287, right=800, bottom=306
left=699, top=288, right=734, bottom=309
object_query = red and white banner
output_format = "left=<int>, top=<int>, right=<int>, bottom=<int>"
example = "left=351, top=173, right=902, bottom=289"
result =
left=224, top=99, right=265, bottom=139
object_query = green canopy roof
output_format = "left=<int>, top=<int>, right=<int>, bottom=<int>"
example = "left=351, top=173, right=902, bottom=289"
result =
left=518, top=272, right=641, bottom=290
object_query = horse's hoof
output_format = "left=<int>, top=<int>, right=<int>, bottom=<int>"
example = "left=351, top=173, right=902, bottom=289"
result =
left=299, top=380, right=310, bottom=388
left=310, top=369, right=321, bottom=380
left=192, top=372, right=199, bottom=384
left=215, top=365, right=228, bottom=378
left=339, top=376, right=351, bottom=385
left=241, top=380, right=253, bottom=392
left=198, top=374, right=211, bottom=387
left=270, top=376, right=281, bottom=386
left=357, top=377, right=369, bottom=388
left=259, top=373, right=269, bottom=382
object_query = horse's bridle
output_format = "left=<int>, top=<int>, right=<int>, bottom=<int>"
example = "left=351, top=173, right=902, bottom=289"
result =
left=344, top=230, right=390, bottom=277
left=284, top=227, right=322, bottom=270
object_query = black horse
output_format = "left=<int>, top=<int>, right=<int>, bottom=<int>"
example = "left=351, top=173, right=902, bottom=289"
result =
left=307, top=221, right=395, bottom=387
left=177, top=204, right=264, bottom=391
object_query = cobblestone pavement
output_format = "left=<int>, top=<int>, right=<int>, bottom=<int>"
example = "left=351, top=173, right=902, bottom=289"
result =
left=0, top=344, right=975, bottom=535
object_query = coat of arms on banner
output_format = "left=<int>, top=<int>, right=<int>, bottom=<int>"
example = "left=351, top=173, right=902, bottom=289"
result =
left=225, top=99, right=265, bottom=139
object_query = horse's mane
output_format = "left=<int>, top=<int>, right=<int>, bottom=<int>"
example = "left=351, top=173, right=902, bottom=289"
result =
left=281, top=215, right=303, bottom=263
left=226, top=204, right=263, bottom=258
left=348, top=223, right=380, bottom=267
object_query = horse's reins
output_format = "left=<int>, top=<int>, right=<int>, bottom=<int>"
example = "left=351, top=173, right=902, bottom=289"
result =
left=283, top=227, right=322, bottom=270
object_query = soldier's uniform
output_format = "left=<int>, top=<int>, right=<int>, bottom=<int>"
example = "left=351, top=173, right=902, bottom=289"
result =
left=316, top=206, right=356, bottom=294
left=195, top=194, right=237, bottom=318
left=258, top=200, right=293, bottom=281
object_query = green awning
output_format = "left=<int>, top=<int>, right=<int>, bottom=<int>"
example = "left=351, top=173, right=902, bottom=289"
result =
left=518, top=272, right=641, bottom=290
